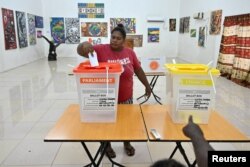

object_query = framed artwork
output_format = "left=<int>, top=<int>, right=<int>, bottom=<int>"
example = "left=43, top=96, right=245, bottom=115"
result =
left=210, top=9, right=222, bottom=35
left=27, top=13, right=36, bottom=45
left=190, top=29, right=196, bottom=37
left=148, top=28, right=159, bottom=43
left=78, top=3, right=104, bottom=18
left=2, top=8, right=17, bottom=50
left=169, top=18, right=176, bottom=31
left=50, top=17, right=65, bottom=43
left=81, top=22, right=107, bottom=37
left=198, top=27, right=206, bottom=47
left=110, top=18, right=136, bottom=34
left=65, top=18, right=80, bottom=44
left=179, top=18, right=184, bottom=33
left=183, top=17, right=190, bottom=33
left=16, top=11, right=28, bottom=48
left=126, top=35, right=143, bottom=47
left=35, top=16, right=44, bottom=28
left=37, top=30, right=42, bottom=38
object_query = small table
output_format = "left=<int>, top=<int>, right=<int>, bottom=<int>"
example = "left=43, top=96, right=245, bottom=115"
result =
left=137, top=72, right=165, bottom=105
left=141, top=104, right=249, bottom=167
left=44, top=104, right=148, bottom=167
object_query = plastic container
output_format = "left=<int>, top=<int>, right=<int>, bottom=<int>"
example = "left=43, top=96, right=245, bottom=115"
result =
left=73, top=61, right=122, bottom=122
left=165, top=64, right=220, bottom=124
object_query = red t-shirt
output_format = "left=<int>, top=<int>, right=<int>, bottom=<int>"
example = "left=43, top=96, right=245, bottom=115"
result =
left=93, top=44, right=141, bottom=102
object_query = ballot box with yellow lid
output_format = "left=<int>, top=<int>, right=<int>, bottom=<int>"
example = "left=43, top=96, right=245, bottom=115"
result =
left=165, top=64, right=220, bottom=124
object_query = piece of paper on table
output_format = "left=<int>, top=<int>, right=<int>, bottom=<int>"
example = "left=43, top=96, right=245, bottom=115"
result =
left=89, top=51, right=99, bottom=67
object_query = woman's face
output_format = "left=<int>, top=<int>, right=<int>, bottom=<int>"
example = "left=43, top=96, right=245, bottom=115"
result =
left=110, top=31, right=125, bottom=51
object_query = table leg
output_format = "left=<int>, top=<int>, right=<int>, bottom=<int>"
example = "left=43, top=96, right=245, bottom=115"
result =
left=137, top=75, right=162, bottom=105
left=81, top=142, right=125, bottom=167
left=169, top=142, right=196, bottom=167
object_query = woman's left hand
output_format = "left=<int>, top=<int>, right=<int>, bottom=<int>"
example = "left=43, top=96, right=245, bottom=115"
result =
left=145, top=86, right=152, bottom=98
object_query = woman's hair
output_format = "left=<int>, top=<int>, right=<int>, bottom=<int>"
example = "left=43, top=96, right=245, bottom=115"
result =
left=111, top=23, right=126, bottom=39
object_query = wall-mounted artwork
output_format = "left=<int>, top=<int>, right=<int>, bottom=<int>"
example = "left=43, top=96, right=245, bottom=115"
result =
left=78, top=3, right=104, bottom=18
left=183, top=17, right=190, bottom=33
left=16, top=11, right=28, bottom=48
left=35, top=16, right=44, bottom=28
left=81, top=22, right=107, bottom=37
left=198, top=27, right=206, bottom=47
left=179, top=18, right=184, bottom=33
left=65, top=18, right=80, bottom=44
left=88, top=37, right=102, bottom=45
left=50, top=17, right=65, bottom=43
left=169, top=19, right=176, bottom=31
left=210, top=9, right=222, bottom=35
left=148, top=28, right=159, bottom=43
left=37, top=30, right=42, bottom=38
left=110, top=18, right=136, bottom=34
left=190, top=29, right=196, bottom=37
left=2, top=8, right=17, bottom=50
left=126, top=35, right=143, bottom=47
left=27, top=13, right=36, bottom=45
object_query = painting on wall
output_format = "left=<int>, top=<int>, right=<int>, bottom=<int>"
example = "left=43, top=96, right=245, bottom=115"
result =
left=198, top=27, right=206, bottom=47
left=65, top=18, right=80, bottom=44
left=27, top=13, right=36, bottom=45
left=37, top=30, right=42, bottom=38
left=179, top=18, right=184, bottom=33
left=183, top=17, right=190, bottom=33
left=110, top=18, right=136, bottom=34
left=35, top=16, right=44, bottom=28
left=210, top=9, right=222, bottom=35
left=81, top=22, right=107, bottom=37
left=148, top=28, right=159, bottom=43
left=16, top=11, right=28, bottom=48
left=2, top=8, right=17, bottom=50
left=126, top=35, right=143, bottom=47
left=169, top=18, right=176, bottom=31
left=88, top=37, right=102, bottom=45
left=78, top=3, right=104, bottom=18
left=50, top=17, right=65, bottom=43
left=190, top=29, right=196, bottom=37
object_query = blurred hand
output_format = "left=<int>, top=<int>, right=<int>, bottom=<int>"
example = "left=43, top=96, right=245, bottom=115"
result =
left=144, top=86, right=152, bottom=98
left=183, top=116, right=204, bottom=139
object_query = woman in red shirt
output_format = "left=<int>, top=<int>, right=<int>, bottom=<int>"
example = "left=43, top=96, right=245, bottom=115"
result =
left=77, top=24, right=151, bottom=158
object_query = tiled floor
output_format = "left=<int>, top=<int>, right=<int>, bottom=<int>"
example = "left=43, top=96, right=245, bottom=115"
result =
left=0, top=57, right=249, bottom=167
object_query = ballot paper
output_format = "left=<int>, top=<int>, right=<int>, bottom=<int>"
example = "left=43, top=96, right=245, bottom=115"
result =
left=89, top=51, right=99, bottom=67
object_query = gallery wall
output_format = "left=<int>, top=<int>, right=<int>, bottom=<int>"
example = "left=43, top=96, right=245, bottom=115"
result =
left=0, top=0, right=44, bottom=72
left=178, top=0, right=250, bottom=67
left=41, top=0, right=181, bottom=62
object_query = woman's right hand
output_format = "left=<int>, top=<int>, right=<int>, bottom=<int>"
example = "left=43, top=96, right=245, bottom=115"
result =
left=77, top=42, right=94, bottom=57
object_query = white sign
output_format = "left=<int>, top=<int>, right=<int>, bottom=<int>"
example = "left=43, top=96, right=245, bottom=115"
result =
left=140, top=56, right=166, bottom=73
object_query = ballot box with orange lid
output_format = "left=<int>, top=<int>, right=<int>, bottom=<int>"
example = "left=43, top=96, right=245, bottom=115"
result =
left=73, top=61, right=123, bottom=122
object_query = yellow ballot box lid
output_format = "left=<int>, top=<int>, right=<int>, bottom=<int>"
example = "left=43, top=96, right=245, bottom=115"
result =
left=165, top=64, right=220, bottom=75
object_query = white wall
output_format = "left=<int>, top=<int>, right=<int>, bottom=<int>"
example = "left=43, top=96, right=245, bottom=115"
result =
left=0, top=0, right=45, bottom=72
left=178, top=0, right=250, bottom=67
left=41, top=0, right=180, bottom=60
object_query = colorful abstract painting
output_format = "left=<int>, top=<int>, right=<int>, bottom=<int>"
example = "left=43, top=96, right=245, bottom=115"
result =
left=78, top=3, right=104, bottom=18
left=169, top=19, right=176, bottom=31
left=35, top=16, right=44, bottom=28
left=65, top=18, right=80, bottom=44
left=148, top=28, right=159, bottom=43
left=190, top=29, right=196, bottom=37
left=198, top=27, right=206, bottom=47
left=16, top=11, right=28, bottom=48
left=27, top=13, right=36, bottom=45
left=81, top=22, right=107, bottom=37
left=210, top=9, right=222, bottom=35
left=126, top=35, right=143, bottom=47
left=50, top=17, right=65, bottom=43
left=2, top=8, right=17, bottom=50
left=110, top=18, right=136, bottom=34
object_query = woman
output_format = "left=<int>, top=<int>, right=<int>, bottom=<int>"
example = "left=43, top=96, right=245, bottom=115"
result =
left=77, top=24, right=151, bottom=158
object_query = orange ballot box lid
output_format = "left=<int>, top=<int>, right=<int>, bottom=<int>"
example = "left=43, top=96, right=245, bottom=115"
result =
left=73, top=61, right=123, bottom=74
